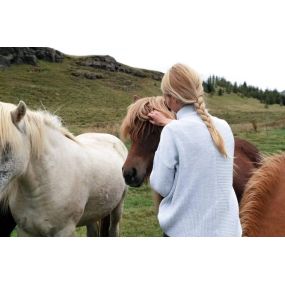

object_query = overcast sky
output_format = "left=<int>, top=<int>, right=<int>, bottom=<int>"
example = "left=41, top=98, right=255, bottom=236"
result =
left=2, top=0, right=285, bottom=91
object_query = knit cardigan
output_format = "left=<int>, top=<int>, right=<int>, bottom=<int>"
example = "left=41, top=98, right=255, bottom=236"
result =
left=150, top=105, right=242, bottom=237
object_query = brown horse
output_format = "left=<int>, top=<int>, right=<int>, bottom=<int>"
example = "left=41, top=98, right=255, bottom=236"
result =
left=121, top=96, right=261, bottom=208
left=233, top=138, right=262, bottom=203
left=240, top=153, right=285, bottom=236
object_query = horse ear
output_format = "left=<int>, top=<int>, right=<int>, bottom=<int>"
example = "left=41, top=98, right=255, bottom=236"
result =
left=11, top=101, right=27, bottom=125
left=133, top=95, right=140, bottom=102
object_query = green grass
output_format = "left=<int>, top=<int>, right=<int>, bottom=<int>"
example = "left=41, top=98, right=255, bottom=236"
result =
left=121, top=185, right=162, bottom=237
left=207, top=93, right=285, bottom=129
left=0, top=59, right=161, bottom=135
left=238, top=128, right=285, bottom=154
left=1, top=56, right=285, bottom=236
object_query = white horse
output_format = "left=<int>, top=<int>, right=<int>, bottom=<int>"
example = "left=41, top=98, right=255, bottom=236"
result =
left=0, top=101, right=128, bottom=236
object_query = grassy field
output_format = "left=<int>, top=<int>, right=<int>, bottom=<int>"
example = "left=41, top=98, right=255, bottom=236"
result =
left=1, top=57, right=284, bottom=236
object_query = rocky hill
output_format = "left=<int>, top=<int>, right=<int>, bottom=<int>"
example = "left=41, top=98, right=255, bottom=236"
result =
left=0, top=47, right=163, bottom=81
left=0, top=47, right=64, bottom=66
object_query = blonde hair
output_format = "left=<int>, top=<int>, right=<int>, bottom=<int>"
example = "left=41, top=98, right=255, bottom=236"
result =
left=161, top=63, right=227, bottom=157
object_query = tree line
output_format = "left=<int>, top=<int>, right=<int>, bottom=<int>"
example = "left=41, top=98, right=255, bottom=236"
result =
left=203, top=75, right=285, bottom=106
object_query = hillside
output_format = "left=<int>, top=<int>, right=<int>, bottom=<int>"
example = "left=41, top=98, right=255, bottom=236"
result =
left=0, top=47, right=285, bottom=138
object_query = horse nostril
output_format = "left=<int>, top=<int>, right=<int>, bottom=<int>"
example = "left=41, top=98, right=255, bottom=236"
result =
left=123, top=167, right=138, bottom=185
left=132, top=167, right=137, bottom=177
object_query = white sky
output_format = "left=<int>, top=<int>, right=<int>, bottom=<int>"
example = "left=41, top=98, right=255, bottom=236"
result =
left=1, top=0, right=285, bottom=91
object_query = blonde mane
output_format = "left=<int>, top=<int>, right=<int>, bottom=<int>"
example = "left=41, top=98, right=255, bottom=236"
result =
left=240, top=153, right=285, bottom=236
left=120, top=96, right=175, bottom=141
left=0, top=102, right=77, bottom=158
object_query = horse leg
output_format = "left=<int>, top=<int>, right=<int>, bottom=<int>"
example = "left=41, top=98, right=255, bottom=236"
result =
left=99, top=215, right=110, bottom=237
left=87, top=217, right=110, bottom=237
left=0, top=204, right=16, bottom=237
left=86, top=222, right=99, bottom=237
left=109, top=190, right=126, bottom=237
left=152, top=192, right=163, bottom=214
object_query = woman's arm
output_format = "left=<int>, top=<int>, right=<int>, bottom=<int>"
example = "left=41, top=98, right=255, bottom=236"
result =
left=149, top=126, right=178, bottom=197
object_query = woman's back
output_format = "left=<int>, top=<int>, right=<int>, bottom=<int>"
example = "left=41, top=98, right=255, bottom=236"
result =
left=150, top=105, right=242, bottom=236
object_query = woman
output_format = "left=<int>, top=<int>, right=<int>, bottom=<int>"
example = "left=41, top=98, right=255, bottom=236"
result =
left=148, top=63, right=241, bottom=237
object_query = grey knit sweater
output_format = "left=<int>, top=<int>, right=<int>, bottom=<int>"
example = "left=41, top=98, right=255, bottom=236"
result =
left=150, top=105, right=242, bottom=237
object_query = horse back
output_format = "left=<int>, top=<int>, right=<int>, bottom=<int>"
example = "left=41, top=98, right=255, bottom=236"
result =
left=76, top=133, right=128, bottom=161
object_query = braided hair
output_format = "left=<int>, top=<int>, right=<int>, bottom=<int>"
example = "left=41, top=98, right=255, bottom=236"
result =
left=161, top=63, right=227, bottom=157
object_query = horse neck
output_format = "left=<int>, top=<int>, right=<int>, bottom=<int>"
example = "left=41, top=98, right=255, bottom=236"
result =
left=18, top=126, right=76, bottom=196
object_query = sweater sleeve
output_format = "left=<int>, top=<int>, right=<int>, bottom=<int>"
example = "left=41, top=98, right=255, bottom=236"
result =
left=149, top=125, right=178, bottom=197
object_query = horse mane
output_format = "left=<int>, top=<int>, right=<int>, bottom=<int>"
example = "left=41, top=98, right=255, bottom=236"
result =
left=120, top=96, right=175, bottom=141
left=240, top=153, right=285, bottom=236
left=0, top=102, right=77, bottom=158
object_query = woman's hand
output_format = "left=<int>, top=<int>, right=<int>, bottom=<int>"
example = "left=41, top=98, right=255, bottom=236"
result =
left=148, top=110, right=173, bottom=126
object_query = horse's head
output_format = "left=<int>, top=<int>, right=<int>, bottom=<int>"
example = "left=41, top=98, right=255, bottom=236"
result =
left=120, top=96, right=175, bottom=187
left=0, top=100, right=77, bottom=195
left=0, top=101, right=31, bottom=193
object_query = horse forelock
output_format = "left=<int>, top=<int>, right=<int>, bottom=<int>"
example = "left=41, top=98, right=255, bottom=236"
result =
left=120, top=96, right=175, bottom=141
left=240, top=153, right=285, bottom=236
left=0, top=102, right=77, bottom=158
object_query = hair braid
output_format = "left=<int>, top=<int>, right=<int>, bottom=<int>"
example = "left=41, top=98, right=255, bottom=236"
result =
left=161, top=63, right=228, bottom=157
left=194, top=94, right=228, bottom=157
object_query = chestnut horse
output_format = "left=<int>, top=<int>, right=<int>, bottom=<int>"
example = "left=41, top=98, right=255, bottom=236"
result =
left=240, top=153, right=285, bottom=236
left=121, top=96, right=261, bottom=209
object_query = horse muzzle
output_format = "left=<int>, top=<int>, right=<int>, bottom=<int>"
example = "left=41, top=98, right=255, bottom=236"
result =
left=122, top=167, right=144, bottom=187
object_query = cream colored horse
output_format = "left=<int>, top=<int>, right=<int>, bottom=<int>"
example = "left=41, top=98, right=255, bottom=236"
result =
left=0, top=101, right=127, bottom=236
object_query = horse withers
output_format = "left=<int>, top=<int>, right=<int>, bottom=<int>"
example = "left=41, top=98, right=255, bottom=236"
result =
left=120, top=96, right=261, bottom=208
left=0, top=101, right=127, bottom=236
